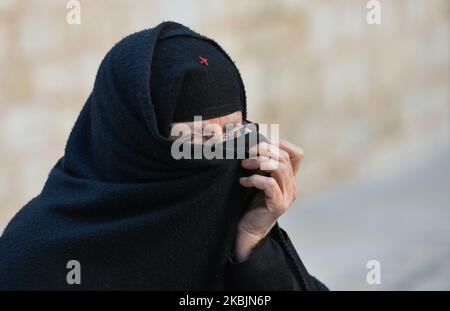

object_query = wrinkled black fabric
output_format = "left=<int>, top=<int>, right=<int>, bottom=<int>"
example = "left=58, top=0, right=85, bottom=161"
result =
left=0, top=21, right=318, bottom=291
left=226, top=224, right=329, bottom=291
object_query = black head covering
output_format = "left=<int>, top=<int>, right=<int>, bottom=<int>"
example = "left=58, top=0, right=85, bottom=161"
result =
left=0, top=21, right=305, bottom=290
left=151, top=36, right=243, bottom=134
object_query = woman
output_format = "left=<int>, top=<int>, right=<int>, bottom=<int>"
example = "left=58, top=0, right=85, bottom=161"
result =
left=0, top=21, right=327, bottom=290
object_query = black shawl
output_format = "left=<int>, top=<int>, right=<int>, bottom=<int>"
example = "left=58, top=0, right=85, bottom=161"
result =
left=0, top=21, right=312, bottom=290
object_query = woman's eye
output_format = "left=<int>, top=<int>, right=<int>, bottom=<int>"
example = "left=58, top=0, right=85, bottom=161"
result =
left=201, top=135, right=216, bottom=142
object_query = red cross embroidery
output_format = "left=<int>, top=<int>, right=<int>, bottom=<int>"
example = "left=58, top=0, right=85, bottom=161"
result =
left=199, top=55, right=209, bottom=66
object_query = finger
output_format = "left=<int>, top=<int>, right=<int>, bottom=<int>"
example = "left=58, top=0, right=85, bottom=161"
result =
left=242, top=156, right=292, bottom=197
left=269, top=139, right=304, bottom=175
left=241, top=157, right=281, bottom=171
left=251, top=142, right=294, bottom=189
left=239, top=174, right=282, bottom=201
left=249, top=141, right=290, bottom=164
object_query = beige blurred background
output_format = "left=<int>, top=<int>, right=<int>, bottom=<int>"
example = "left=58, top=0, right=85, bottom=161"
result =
left=0, top=0, right=449, bottom=290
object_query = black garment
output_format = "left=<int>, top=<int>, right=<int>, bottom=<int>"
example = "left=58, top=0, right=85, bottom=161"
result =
left=151, top=36, right=242, bottom=126
left=226, top=224, right=329, bottom=291
left=0, top=21, right=325, bottom=291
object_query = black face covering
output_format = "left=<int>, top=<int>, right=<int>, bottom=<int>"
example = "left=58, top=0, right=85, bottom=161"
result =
left=0, top=21, right=262, bottom=290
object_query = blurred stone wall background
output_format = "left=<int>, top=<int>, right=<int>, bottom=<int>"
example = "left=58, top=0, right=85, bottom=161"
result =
left=0, top=0, right=449, bottom=289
